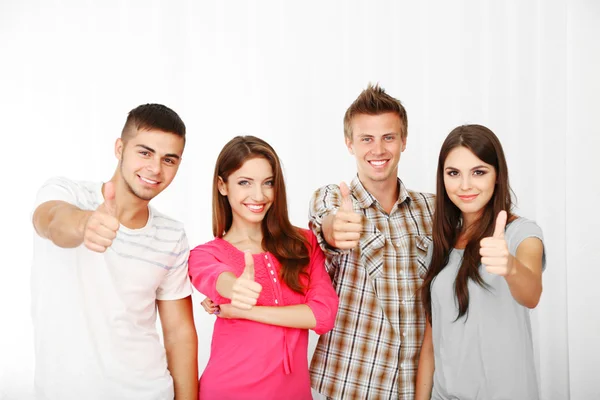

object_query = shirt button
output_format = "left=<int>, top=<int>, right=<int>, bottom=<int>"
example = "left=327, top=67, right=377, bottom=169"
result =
left=267, top=263, right=271, bottom=267
left=264, top=255, right=268, bottom=259
left=270, top=270, right=274, bottom=275
left=402, top=331, right=407, bottom=337
left=399, top=270, right=404, bottom=275
left=401, top=300, right=405, bottom=304
left=275, top=299, right=278, bottom=304
left=273, top=278, right=277, bottom=282
left=400, top=363, right=405, bottom=369
left=395, top=242, right=401, bottom=247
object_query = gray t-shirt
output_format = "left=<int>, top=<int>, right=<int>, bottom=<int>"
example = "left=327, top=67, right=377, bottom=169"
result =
left=426, top=217, right=545, bottom=400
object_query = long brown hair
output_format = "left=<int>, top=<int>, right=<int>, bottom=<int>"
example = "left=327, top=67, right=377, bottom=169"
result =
left=421, top=125, right=514, bottom=322
left=212, top=135, right=310, bottom=293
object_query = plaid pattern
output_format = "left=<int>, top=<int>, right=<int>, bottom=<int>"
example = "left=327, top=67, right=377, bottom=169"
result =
left=309, top=177, right=434, bottom=400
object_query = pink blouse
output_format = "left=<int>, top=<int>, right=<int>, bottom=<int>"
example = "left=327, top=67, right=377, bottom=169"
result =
left=188, top=229, right=339, bottom=400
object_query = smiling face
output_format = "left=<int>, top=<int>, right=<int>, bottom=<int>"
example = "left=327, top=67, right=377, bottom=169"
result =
left=443, top=146, right=497, bottom=223
left=116, top=128, right=184, bottom=202
left=345, top=112, right=406, bottom=191
left=218, top=157, right=275, bottom=230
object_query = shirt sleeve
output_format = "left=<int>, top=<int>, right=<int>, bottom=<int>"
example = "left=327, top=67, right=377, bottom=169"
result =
left=419, top=241, right=434, bottom=280
left=188, top=243, right=237, bottom=304
left=506, top=218, right=547, bottom=271
left=33, top=177, right=82, bottom=214
left=156, top=231, right=193, bottom=300
left=303, top=230, right=340, bottom=335
left=308, top=184, right=353, bottom=259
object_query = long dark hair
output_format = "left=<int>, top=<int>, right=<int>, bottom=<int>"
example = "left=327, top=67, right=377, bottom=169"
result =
left=212, top=135, right=309, bottom=294
left=422, top=125, right=514, bottom=322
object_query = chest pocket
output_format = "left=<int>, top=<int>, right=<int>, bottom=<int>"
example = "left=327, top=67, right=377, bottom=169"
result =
left=359, top=227, right=386, bottom=280
left=415, top=235, right=432, bottom=279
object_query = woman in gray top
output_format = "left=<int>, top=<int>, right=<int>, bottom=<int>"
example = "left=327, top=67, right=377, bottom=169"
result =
left=415, top=125, right=545, bottom=400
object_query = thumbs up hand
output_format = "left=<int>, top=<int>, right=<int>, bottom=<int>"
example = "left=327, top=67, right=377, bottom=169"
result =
left=326, top=182, right=362, bottom=250
left=82, top=181, right=121, bottom=253
left=230, top=251, right=263, bottom=310
left=480, top=211, right=513, bottom=276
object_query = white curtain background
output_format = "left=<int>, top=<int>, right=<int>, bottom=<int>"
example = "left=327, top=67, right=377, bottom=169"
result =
left=1, top=1, right=598, bottom=399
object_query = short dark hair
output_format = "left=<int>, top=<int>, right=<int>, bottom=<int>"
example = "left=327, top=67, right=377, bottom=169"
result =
left=121, top=104, right=186, bottom=141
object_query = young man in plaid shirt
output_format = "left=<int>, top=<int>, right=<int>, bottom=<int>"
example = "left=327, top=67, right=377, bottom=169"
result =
left=309, top=84, right=434, bottom=400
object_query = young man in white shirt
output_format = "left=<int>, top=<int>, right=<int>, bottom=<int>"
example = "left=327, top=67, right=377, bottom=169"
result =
left=31, top=104, right=198, bottom=400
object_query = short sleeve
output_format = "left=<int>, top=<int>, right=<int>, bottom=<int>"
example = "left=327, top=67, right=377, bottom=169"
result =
left=156, top=232, right=193, bottom=300
left=506, top=218, right=547, bottom=271
left=33, top=177, right=81, bottom=214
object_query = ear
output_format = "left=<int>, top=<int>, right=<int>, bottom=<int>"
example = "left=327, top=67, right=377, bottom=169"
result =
left=401, top=136, right=407, bottom=152
left=345, top=135, right=354, bottom=155
left=217, top=176, right=228, bottom=196
left=115, top=138, right=124, bottom=160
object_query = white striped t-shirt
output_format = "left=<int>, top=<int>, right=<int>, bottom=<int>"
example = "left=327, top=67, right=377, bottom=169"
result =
left=31, top=177, right=192, bottom=400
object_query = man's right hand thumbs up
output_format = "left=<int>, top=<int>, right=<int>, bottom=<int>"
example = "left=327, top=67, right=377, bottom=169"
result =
left=82, top=181, right=121, bottom=253
left=230, top=251, right=263, bottom=310
left=323, top=182, right=362, bottom=250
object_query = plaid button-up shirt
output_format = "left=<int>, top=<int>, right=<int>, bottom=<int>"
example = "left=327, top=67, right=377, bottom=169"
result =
left=309, top=177, right=434, bottom=400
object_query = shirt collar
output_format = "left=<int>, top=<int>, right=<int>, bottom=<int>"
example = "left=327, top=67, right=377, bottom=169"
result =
left=349, top=175, right=411, bottom=210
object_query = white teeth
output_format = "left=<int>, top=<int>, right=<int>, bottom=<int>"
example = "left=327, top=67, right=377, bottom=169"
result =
left=246, top=204, right=264, bottom=211
left=140, top=177, right=158, bottom=184
left=370, top=160, right=386, bottom=166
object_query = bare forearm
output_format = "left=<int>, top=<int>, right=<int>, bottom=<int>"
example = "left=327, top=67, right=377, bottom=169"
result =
left=34, top=201, right=90, bottom=248
left=415, top=351, right=434, bottom=399
left=215, top=272, right=237, bottom=299
left=505, top=256, right=542, bottom=308
left=416, top=323, right=434, bottom=400
left=164, top=329, right=198, bottom=400
left=238, top=304, right=317, bottom=329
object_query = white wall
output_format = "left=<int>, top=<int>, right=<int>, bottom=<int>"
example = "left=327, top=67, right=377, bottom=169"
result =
left=566, top=1, right=600, bottom=399
left=0, top=1, right=597, bottom=399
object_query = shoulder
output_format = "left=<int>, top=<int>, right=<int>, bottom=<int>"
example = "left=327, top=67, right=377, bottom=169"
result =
left=312, top=184, right=342, bottom=197
left=39, top=176, right=94, bottom=194
left=405, top=189, right=436, bottom=227
left=506, top=216, right=543, bottom=239
left=505, top=216, right=545, bottom=257
left=407, top=189, right=436, bottom=204
left=35, top=177, right=100, bottom=209
left=150, top=208, right=185, bottom=232
left=190, top=238, right=227, bottom=256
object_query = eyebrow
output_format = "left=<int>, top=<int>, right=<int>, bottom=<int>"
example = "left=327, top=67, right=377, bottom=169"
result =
left=358, top=132, right=398, bottom=137
left=237, top=176, right=274, bottom=181
left=136, top=144, right=181, bottom=160
left=444, top=165, right=490, bottom=171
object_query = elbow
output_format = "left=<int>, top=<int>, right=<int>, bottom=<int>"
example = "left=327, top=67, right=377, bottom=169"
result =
left=311, top=303, right=338, bottom=335
left=314, top=320, right=334, bottom=335
left=523, top=286, right=543, bottom=309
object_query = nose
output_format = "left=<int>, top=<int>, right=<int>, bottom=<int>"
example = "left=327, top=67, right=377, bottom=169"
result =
left=460, top=175, right=472, bottom=191
left=251, top=184, right=265, bottom=201
left=371, top=138, right=385, bottom=156
left=146, top=158, right=162, bottom=175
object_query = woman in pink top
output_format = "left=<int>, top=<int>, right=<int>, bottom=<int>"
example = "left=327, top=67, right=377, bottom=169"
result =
left=188, top=135, right=339, bottom=400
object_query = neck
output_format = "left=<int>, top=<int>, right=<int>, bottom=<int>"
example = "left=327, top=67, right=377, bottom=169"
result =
left=225, top=219, right=264, bottom=243
left=461, top=211, right=481, bottom=232
left=359, top=173, right=399, bottom=214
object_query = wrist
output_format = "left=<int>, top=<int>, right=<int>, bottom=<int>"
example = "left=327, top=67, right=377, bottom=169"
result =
left=76, top=210, right=92, bottom=241
left=506, top=255, right=518, bottom=278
